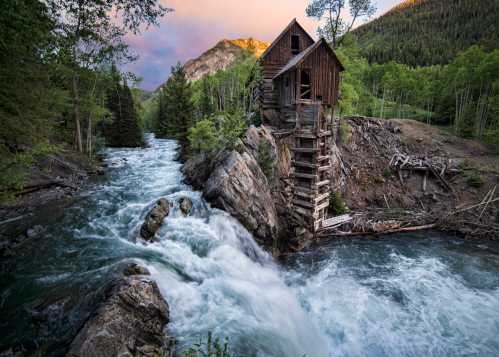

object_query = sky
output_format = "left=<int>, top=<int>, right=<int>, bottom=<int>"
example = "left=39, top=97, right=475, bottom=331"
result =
left=124, top=0, right=401, bottom=91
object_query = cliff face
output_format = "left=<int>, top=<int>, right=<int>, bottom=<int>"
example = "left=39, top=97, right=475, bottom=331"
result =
left=183, top=38, right=268, bottom=82
left=182, top=125, right=295, bottom=251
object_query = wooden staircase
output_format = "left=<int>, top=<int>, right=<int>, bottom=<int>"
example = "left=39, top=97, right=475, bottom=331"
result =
left=291, top=101, right=332, bottom=232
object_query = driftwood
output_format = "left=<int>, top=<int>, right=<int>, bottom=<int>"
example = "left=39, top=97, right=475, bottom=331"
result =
left=319, top=189, right=498, bottom=238
left=390, top=152, right=459, bottom=193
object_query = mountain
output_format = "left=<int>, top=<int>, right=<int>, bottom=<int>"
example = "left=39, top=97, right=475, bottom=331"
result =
left=352, top=0, right=499, bottom=66
left=183, top=38, right=268, bottom=82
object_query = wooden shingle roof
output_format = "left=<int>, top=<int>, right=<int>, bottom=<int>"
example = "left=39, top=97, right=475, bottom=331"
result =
left=273, top=38, right=345, bottom=79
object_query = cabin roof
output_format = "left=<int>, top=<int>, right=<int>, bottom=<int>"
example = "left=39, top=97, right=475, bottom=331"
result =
left=273, top=38, right=345, bottom=79
left=260, top=18, right=315, bottom=60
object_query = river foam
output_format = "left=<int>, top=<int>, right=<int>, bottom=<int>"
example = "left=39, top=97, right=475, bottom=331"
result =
left=2, top=134, right=499, bottom=356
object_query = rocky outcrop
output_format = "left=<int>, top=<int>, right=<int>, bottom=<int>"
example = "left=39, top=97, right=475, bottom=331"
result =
left=139, top=198, right=170, bottom=242
left=178, top=197, right=193, bottom=216
left=183, top=125, right=294, bottom=247
left=67, top=274, right=172, bottom=357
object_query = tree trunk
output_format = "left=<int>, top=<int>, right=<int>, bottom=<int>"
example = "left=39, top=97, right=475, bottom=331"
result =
left=72, top=74, right=83, bottom=153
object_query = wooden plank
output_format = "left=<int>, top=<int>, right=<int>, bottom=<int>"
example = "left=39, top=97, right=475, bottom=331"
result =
left=293, top=160, right=320, bottom=168
left=293, top=172, right=319, bottom=180
left=291, top=147, right=320, bottom=153
left=316, top=179, right=330, bottom=187
left=321, top=214, right=353, bottom=229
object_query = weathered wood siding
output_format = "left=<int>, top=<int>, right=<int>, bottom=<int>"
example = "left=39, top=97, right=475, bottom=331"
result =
left=260, top=21, right=315, bottom=110
left=297, top=42, right=342, bottom=107
left=278, top=71, right=296, bottom=107
left=262, top=22, right=314, bottom=65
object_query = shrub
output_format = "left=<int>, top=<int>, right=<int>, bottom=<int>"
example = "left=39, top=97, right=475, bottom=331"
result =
left=257, top=140, right=275, bottom=183
left=188, top=119, right=219, bottom=153
left=329, top=191, right=348, bottom=215
left=382, top=168, right=393, bottom=178
left=219, top=110, right=247, bottom=150
left=339, top=122, right=352, bottom=144
left=466, top=171, right=484, bottom=188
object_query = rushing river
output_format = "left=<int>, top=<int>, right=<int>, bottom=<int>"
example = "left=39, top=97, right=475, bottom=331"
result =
left=1, top=135, right=499, bottom=356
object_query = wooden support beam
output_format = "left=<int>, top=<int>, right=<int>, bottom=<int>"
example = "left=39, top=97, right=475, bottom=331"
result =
left=292, top=147, right=320, bottom=153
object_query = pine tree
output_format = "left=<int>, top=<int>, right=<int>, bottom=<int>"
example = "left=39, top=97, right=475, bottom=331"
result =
left=156, top=63, right=194, bottom=142
left=104, top=66, right=144, bottom=147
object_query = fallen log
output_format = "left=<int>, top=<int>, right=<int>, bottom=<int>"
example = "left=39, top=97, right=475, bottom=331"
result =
left=320, top=224, right=438, bottom=237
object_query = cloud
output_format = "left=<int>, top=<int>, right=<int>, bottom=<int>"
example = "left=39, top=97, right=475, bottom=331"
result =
left=123, top=0, right=400, bottom=90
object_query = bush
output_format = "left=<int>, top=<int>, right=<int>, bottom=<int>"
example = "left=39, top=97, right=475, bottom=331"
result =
left=188, top=119, right=219, bottom=153
left=466, top=171, right=484, bottom=188
left=382, top=168, right=393, bottom=178
left=219, top=110, right=247, bottom=150
left=257, top=140, right=274, bottom=183
left=329, top=191, right=348, bottom=215
left=339, top=122, right=352, bottom=144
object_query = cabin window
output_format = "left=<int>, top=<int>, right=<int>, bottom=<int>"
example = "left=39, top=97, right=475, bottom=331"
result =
left=316, top=95, right=323, bottom=102
left=291, top=35, right=300, bottom=55
left=300, top=69, right=311, bottom=100
left=285, top=77, right=290, bottom=87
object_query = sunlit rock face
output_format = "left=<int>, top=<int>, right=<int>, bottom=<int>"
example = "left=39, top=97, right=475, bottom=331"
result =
left=183, top=38, right=269, bottom=82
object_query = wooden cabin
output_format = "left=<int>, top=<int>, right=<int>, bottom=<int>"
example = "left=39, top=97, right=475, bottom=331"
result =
left=259, top=19, right=315, bottom=116
left=259, top=19, right=344, bottom=126
left=259, top=20, right=345, bottom=232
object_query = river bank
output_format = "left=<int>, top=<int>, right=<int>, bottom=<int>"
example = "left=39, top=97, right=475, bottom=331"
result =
left=182, top=117, right=499, bottom=252
left=0, top=148, right=106, bottom=257
left=1, top=134, right=499, bottom=356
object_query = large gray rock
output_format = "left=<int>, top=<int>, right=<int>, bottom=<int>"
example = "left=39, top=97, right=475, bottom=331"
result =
left=179, top=197, right=193, bottom=216
left=183, top=125, right=282, bottom=246
left=67, top=276, right=172, bottom=357
left=139, top=198, right=170, bottom=242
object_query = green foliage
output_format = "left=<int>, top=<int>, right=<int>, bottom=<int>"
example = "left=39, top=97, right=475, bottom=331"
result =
left=0, top=0, right=168, bottom=198
left=185, top=332, right=241, bottom=357
left=352, top=0, right=499, bottom=67
left=335, top=36, right=499, bottom=146
left=329, top=191, right=348, bottom=215
left=192, top=52, right=262, bottom=119
left=218, top=110, right=248, bottom=150
left=306, top=0, right=376, bottom=47
left=466, top=171, right=485, bottom=188
left=188, top=119, right=219, bottom=153
left=257, top=141, right=275, bottom=183
left=339, top=122, right=352, bottom=143
left=104, top=73, right=144, bottom=147
left=383, top=168, right=394, bottom=178
left=157, top=63, right=195, bottom=142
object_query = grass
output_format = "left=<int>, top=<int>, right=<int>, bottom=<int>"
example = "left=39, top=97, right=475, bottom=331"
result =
left=329, top=191, right=348, bottom=215
left=465, top=171, right=484, bottom=188
left=339, top=122, right=352, bottom=144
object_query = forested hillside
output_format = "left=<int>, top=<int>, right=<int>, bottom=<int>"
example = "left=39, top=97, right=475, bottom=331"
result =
left=352, top=0, right=499, bottom=66
left=0, top=0, right=168, bottom=201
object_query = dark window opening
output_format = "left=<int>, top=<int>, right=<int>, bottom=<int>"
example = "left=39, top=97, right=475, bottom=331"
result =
left=285, top=77, right=290, bottom=87
left=291, top=35, right=300, bottom=55
left=316, top=95, right=323, bottom=102
left=300, top=70, right=311, bottom=100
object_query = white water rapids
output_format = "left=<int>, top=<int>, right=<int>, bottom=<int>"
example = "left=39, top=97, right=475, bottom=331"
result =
left=2, top=135, right=499, bottom=356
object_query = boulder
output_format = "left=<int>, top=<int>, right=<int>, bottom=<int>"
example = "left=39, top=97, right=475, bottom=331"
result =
left=139, top=198, right=170, bottom=242
left=180, top=124, right=303, bottom=249
left=123, top=262, right=151, bottom=277
left=66, top=276, right=172, bottom=357
left=179, top=197, right=193, bottom=216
